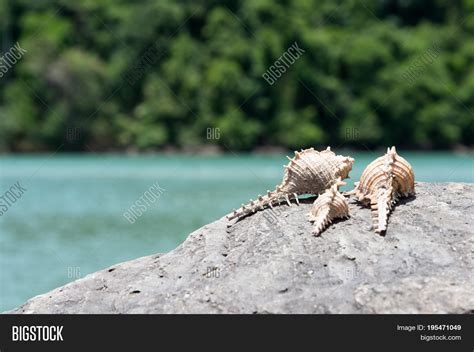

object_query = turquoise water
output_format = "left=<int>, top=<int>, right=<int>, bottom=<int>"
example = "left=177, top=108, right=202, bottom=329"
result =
left=0, top=151, right=473, bottom=311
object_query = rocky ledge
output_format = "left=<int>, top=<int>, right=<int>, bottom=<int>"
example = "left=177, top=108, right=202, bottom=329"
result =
left=7, top=182, right=474, bottom=314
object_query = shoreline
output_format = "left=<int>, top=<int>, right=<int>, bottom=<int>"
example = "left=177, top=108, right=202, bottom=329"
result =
left=1, top=146, right=473, bottom=157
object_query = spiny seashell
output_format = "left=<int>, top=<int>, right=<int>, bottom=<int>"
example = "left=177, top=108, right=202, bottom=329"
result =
left=354, top=146, right=415, bottom=234
left=227, top=147, right=354, bottom=221
left=307, top=183, right=349, bottom=236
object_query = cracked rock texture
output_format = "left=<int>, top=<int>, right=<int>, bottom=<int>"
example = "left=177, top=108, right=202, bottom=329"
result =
left=7, top=182, right=474, bottom=314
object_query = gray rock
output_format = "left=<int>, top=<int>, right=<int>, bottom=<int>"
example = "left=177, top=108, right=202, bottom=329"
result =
left=6, top=182, right=474, bottom=314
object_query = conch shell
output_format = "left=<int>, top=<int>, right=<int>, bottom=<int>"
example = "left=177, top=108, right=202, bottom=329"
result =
left=354, top=147, right=415, bottom=234
left=307, top=182, right=350, bottom=236
left=227, top=147, right=354, bottom=222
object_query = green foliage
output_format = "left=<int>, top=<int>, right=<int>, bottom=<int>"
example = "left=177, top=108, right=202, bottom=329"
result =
left=0, top=0, right=472, bottom=151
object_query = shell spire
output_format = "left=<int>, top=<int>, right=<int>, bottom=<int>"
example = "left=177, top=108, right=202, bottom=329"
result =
left=307, top=182, right=349, bottom=236
left=227, top=147, right=354, bottom=221
left=354, top=146, right=415, bottom=234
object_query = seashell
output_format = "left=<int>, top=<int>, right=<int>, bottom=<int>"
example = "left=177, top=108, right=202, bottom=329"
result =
left=354, top=146, right=415, bottom=234
left=227, top=147, right=354, bottom=221
left=307, top=183, right=349, bottom=236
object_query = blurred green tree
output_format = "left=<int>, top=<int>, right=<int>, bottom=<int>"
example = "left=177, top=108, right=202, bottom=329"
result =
left=0, top=0, right=472, bottom=152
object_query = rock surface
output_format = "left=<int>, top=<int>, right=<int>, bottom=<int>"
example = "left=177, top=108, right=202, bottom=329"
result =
left=7, top=182, right=474, bottom=314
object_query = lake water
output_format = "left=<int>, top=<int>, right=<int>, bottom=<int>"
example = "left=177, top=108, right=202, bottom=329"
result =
left=0, top=151, right=473, bottom=311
